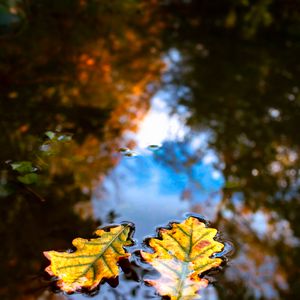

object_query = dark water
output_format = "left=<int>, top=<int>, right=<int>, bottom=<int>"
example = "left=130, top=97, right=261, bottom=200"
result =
left=1, top=0, right=300, bottom=299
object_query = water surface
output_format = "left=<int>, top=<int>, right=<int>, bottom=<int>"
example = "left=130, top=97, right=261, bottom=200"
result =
left=1, top=1, right=300, bottom=299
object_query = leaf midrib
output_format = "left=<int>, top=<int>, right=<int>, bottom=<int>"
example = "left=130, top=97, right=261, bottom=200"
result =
left=175, top=262, right=189, bottom=300
left=175, top=222, right=211, bottom=299
left=73, top=225, right=129, bottom=281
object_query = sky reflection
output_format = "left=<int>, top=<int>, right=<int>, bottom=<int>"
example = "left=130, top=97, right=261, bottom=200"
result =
left=92, top=93, right=225, bottom=240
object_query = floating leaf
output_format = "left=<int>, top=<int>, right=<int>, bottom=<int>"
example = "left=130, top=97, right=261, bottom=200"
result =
left=118, top=147, right=130, bottom=153
left=118, top=147, right=138, bottom=157
left=141, top=216, right=224, bottom=300
left=17, top=173, right=38, bottom=185
left=124, top=151, right=138, bottom=157
left=147, top=144, right=161, bottom=151
left=57, top=134, right=72, bottom=142
left=10, top=161, right=36, bottom=174
left=45, top=131, right=72, bottom=142
left=0, top=183, right=14, bottom=197
left=45, top=131, right=56, bottom=140
left=44, top=223, right=134, bottom=293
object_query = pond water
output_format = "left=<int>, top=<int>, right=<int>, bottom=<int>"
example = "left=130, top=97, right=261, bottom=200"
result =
left=1, top=1, right=300, bottom=300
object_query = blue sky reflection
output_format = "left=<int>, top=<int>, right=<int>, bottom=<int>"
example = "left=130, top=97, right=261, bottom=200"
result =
left=92, top=92, right=225, bottom=240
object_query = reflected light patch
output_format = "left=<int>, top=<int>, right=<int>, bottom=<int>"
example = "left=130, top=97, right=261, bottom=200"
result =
left=135, top=97, right=188, bottom=148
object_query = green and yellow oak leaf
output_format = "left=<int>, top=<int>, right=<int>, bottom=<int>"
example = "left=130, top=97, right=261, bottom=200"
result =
left=44, top=223, right=134, bottom=293
left=141, top=216, right=224, bottom=300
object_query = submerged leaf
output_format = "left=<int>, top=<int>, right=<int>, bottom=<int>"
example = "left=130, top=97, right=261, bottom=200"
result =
left=44, top=223, right=134, bottom=293
left=141, top=216, right=224, bottom=300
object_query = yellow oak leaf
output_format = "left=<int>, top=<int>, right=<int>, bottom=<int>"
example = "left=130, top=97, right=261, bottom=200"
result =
left=141, top=216, right=224, bottom=300
left=44, top=223, right=134, bottom=293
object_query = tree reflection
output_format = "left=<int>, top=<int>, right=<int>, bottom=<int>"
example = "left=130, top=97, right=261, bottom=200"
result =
left=0, top=0, right=163, bottom=299
left=159, top=1, right=300, bottom=299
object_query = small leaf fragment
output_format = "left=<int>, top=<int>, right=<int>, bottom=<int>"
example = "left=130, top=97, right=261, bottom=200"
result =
left=44, top=223, right=134, bottom=293
left=141, top=216, right=224, bottom=300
